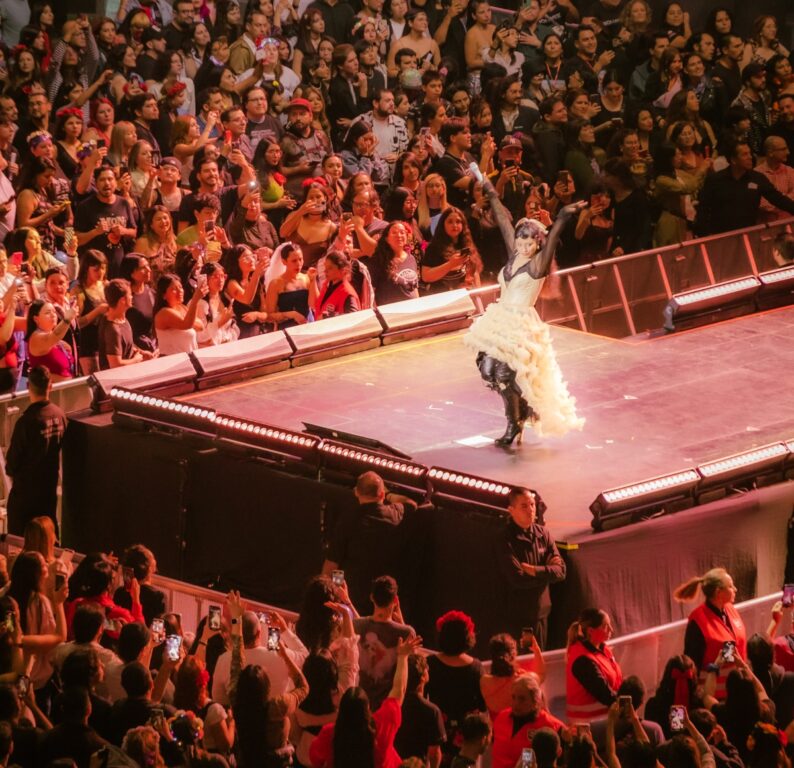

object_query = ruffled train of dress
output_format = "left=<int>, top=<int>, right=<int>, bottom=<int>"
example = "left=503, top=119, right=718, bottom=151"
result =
left=465, top=274, right=585, bottom=438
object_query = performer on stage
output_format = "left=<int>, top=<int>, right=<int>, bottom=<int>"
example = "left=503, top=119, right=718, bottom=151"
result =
left=465, top=166, right=586, bottom=446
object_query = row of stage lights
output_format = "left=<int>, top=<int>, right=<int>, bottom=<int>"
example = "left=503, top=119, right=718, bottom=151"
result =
left=109, top=387, right=512, bottom=511
left=111, top=388, right=791, bottom=529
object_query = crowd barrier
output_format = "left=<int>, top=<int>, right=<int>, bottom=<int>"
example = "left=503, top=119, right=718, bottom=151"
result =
left=0, top=533, right=776, bottom=721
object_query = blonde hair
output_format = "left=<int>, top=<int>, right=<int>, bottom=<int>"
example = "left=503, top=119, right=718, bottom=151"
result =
left=417, top=173, right=448, bottom=232
left=673, top=568, right=731, bottom=603
left=23, top=517, right=56, bottom=562
left=108, top=121, right=135, bottom=165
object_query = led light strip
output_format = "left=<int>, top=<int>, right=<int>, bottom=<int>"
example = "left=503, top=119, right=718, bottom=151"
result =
left=216, top=416, right=317, bottom=447
left=428, top=468, right=511, bottom=495
left=674, top=277, right=759, bottom=307
left=601, top=470, right=700, bottom=504
left=320, top=443, right=425, bottom=476
left=759, top=266, right=794, bottom=285
left=698, top=443, right=788, bottom=478
left=110, top=388, right=216, bottom=421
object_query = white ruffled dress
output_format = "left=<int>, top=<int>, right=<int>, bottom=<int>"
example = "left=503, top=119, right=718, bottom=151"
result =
left=465, top=269, right=585, bottom=438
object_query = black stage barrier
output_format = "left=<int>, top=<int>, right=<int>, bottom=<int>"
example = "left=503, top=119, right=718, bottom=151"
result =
left=62, top=416, right=792, bottom=651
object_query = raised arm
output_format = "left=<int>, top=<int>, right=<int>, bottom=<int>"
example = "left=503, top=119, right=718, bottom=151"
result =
left=528, top=201, right=586, bottom=279
left=473, top=165, right=514, bottom=253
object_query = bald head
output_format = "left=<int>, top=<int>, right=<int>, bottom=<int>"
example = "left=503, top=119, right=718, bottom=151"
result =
left=242, top=611, right=262, bottom=646
left=764, top=135, right=790, bottom=166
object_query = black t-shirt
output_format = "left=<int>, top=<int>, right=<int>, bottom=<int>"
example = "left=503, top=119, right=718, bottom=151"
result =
left=113, top=583, right=167, bottom=626
left=246, top=114, right=284, bottom=154
left=74, top=195, right=138, bottom=277
left=394, top=692, right=446, bottom=760
left=433, top=152, right=474, bottom=209
left=368, top=251, right=419, bottom=305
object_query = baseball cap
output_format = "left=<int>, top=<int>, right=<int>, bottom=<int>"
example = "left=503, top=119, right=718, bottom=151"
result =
left=286, top=97, right=312, bottom=112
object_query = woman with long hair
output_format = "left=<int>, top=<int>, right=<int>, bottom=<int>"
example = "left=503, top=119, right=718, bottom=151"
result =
left=382, top=187, right=420, bottom=244
left=315, top=250, right=362, bottom=320
left=292, top=8, right=326, bottom=80
left=22, top=516, right=72, bottom=592
left=665, top=88, right=717, bottom=151
left=251, top=139, right=294, bottom=221
left=643, top=654, right=700, bottom=738
left=309, top=634, right=420, bottom=768
left=227, top=590, right=309, bottom=768
left=674, top=567, right=746, bottom=701
left=8, top=551, right=68, bottom=704
left=185, top=22, right=212, bottom=80
left=174, top=655, right=235, bottom=755
left=128, top=140, right=156, bottom=201
left=5, top=48, right=43, bottom=107
left=368, top=222, right=419, bottom=305
left=416, top=173, right=447, bottom=238
left=479, top=632, right=545, bottom=719
left=25, top=299, right=76, bottom=382
left=13, top=159, right=69, bottom=256
left=484, top=20, right=523, bottom=78
left=71, top=249, right=108, bottom=376
left=417, top=101, right=446, bottom=160
left=565, top=609, right=622, bottom=723
left=153, top=273, right=208, bottom=355
left=661, top=1, right=691, bottom=49
left=279, top=181, right=338, bottom=270
left=422, top=207, right=482, bottom=293
left=223, top=244, right=270, bottom=338
left=321, top=154, right=347, bottom=206
left=564, top=119, right=605, bottom=199
left=196, top=262, right=238, bottom=346
left=745, top=15, right=790, bottom=66
left=265, top=243, right=318, bottom=329
left=119, top=254, right=157, bottom=353
left=391, top=152, right=422, bottom=198
left=53, top=107, right=85, bottom=179
left=84, top=98, right=114, bottom=147
left=107, top=121, right=137, bottom=167
left=171, top=113, right=218, bottom=187
left=301, top=85, right=333, bottom=138
left=294, top=651, right=341, bottom=766
left=134, top=205, right=178, bottom=280
left=328, top=43, right=369, bottom=144
left=646, top=46, right=684, bottom=109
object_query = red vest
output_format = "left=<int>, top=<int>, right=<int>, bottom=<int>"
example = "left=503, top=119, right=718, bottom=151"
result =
left=316, top=280, right=360, bottom=319
left=689, top=602, right=747, bottom=700
left=491, top=708, right=564, bottom=768
left=566, top=640, right=623, bottom=722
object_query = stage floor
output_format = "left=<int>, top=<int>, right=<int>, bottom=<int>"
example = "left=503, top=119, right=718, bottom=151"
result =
left=182, top=306, right=794, bottom=540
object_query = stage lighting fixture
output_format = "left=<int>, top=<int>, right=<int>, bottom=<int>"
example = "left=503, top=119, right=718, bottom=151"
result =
left=92, top=354, right=199, bottom=409
left=109, top=387, right=217, bottom=435
left=215, top=414, right=321, bottom=463
left=319, top=440, right=428, bottom=492
left=757, top=265, right=794, bottom=310
left=285, top=310, right=383, bottom=366
left=589, top=469, right=700, bottom=531
left=376, top=289, right=477, bottom=344
left=663, top=276, right=761, bottom=332
left=192, top=331, right=293, bottom=389
left=696, top=442, right=788, bottom=499
left=427, top=466, right=517, bottom=514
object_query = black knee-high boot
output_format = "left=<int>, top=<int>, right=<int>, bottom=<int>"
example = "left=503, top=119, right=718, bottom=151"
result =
left=495, top=387, right=524, bottom=447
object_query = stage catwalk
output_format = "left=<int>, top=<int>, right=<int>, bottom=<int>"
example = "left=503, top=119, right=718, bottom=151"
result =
left=182, top=305, right=794, bottom=539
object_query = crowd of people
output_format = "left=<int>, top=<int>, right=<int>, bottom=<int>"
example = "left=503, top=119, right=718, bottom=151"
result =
left=0, top=500, right=790, bottom=768
left=0, top=1, right=790, bottom=387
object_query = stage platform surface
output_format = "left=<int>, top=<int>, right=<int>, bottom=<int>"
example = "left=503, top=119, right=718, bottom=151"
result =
left=181, top=306, right=794, bottom=540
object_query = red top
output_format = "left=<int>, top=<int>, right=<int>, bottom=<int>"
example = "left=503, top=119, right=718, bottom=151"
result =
left=65, top=593, right=145, bottom=640
left=309, top=696, right=402, bottom=768
left=491, top=707, right=564, bottom=768
left=566, top=640, right=623, bottom=722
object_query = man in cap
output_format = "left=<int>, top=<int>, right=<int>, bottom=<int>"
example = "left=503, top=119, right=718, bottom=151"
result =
left=280, top=97, right=331, bottom=196
left=136, top=26, right=168, bottom=82
left=489, top=135, right=535, bottom=219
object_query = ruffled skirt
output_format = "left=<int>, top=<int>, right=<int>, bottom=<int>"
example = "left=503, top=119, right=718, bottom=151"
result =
left=465, top=302, right=585, bottom=437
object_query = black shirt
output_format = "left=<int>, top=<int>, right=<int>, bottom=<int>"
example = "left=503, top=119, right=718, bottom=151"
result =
left=74, top=194, right=138, bottom=277
left=113, top=583, right=167, bottom=626
left=434, top=152, right=474, bottom=209
left=178, top=186, right=240, bottom=230
left=395, top=692, right=446, bottom=761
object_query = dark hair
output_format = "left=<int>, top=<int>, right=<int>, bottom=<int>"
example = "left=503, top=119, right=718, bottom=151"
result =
left=603, top=157, right=634, bottom=188
left=7, top=552, right=44, bottom=633
left=392, top=152, right=422, bottom=188
left=425, top=207, right=482, bottom=275
left=440, top=116, right=468, bottom=144
left=118, top=621, right=151, bottom=663
left=460, top=712, right=491, bottom=743
left=153, top=273, right=182, bottom=316
left=27, top=365, right=51, bottom=397
left=370, top=575, right=398, bottom=607
left=60, top=686, right=91, bottom=723
left=233, top=664, right=273, bottom=767
left=119, top=254, right=149, bottom=283
left=704, top=7, right=732, bottom=41
left=653, top=142, right=678, bottom=177
left=77, top=249, right=108, bottom=287
left=370, top=221, right=407, bottom=281
left=382, top=187, right=416, bottom=222
left=295, top=576, right=341, bottom=652
left=334, top=687, right=375, bottom=768
left=489, top=633, right=518, bottom=677
left=0, top=687, right=19, bottom=726
left=14, top=156, right=56, bottom=195
left=222, top=244, right=256, bottom=284
left=122, top=544, right=157, bottom=582
left=618, top=675, right=645, bottom=709
left=539, top=94, right=565, bottom=118
left=72, top=603, right=106, bottom=644
left=61, top=648, right=102, bottom=688
left=532, top=727, right=561, bottom=765
left=438, top=613, right=475, bottom=655
left=300, top=650, right=338, bottom=715
left=121, top=661, right=152, bottom=697
left=653, top=654, right=696, bottom=710
left=406, top=653, right=427, bottom=691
